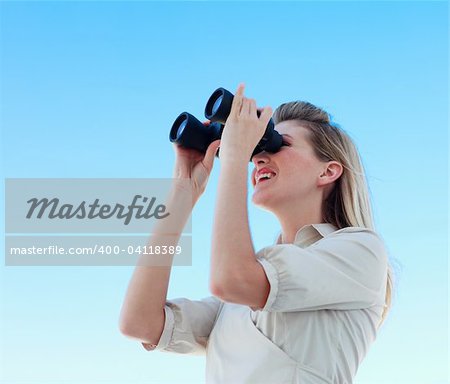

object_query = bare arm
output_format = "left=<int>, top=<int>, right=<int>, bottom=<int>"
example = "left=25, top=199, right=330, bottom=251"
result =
left=210, top=159, right=270, bottom=311
left=119, top=183, right=194, bottom=346
left=210, top=85, right=271, bottom=310
left=119, top=135, right=221, bottom=347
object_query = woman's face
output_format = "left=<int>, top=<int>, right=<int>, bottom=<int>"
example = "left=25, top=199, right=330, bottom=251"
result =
left=250, top=120, right=329, bottom=210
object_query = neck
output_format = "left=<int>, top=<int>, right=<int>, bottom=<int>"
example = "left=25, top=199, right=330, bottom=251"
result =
left=273, top=197, right=324, bottom=244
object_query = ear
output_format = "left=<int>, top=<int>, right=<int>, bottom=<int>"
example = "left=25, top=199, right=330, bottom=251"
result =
left=317, top=161, right=343, bottom=187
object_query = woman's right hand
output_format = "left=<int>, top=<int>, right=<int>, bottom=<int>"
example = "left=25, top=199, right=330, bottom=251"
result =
left=172, top=121, right=221, bottom=202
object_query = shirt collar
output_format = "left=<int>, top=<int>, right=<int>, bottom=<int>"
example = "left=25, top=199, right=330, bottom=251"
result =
left=275, top=223, right=338, bottom=247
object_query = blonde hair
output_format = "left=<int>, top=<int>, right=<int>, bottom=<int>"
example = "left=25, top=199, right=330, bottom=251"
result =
left=273, top=101, right=393, bottom=328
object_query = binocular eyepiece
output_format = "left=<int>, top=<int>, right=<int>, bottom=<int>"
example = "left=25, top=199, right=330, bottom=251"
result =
left=169, top=87, right=283, bottom=160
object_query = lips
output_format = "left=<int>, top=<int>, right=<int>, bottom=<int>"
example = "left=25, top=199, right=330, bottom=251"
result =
left=254, top=167, right=277, bottom=186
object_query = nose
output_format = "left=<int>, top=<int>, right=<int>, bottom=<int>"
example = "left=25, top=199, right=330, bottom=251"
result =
left=251, top=151, right=271, bottom=167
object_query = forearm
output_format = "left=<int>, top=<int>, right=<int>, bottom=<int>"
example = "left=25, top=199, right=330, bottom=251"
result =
left=119, top=183, right=194, bottom=341
left=210, top=159, right=257, bottom=290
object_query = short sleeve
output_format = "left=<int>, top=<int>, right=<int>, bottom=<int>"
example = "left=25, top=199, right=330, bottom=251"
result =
left=256, top=229, right=388, bottom=312
left=142, top=295, right=224, bottom=355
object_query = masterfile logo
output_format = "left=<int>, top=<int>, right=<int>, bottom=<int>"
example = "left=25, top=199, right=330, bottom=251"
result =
left=4, top=178, right=192, bottom=266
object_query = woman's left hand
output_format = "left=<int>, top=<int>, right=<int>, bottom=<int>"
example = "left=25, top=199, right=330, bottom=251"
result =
left=218, top=83, right=273, bottom=162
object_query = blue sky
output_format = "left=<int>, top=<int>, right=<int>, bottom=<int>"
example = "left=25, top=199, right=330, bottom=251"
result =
left=0, top=1, right=448, bottom=383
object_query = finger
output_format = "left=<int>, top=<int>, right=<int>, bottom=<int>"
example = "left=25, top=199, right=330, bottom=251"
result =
left=229, top=83, right=245, bottom=117
left=173, top=142, right=202, bottom=160
left=259, top=106, right=273, bottom=126
left=173, top=143, right=186, bottom=157
left=202, top=139, right=221, bottom=172
left=235, top=82, right=245, bottom=96
left=241, top=97, right=251, bottom=116
left=203, top=120, right=211, bottom=126
left=249, top=99, right=257, bottom=116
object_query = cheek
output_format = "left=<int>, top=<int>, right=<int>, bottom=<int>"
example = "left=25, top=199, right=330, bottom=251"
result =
left=250, top=168, right=257, bottom=186
left=280, top=153, right=318, bottom=187
left=281, top=152, right=313, bottom=175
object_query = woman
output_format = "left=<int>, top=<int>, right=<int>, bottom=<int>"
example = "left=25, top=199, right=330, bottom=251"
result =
left=119, top=84, right=393, bottom=383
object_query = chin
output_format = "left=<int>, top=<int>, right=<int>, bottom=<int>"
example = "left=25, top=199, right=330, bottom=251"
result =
left=251, top=191, right=275, bottom=211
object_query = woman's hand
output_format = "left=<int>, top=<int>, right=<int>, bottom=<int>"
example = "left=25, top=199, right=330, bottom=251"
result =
left=219, top=84, right=273, bottom=162
left=172, top=121, right=221, bottom=202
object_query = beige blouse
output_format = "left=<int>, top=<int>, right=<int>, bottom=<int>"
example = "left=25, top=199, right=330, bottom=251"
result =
left=143, top=223, right=388, bottom=384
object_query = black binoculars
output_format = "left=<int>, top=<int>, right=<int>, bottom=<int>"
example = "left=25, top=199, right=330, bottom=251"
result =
left=169, top=87, right=283, bottom=160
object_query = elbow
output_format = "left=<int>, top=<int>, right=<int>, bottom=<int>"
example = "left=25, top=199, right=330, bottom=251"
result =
left=118, top=312, right=157, bottom=341
left=119, top=318, right=159, bottom=345
left=210, top=280, right=226, bottom=300
left=119, top=307, right=166, bottom=345
left=209, top=268, right=226, bottom=299
left=119, top=315, right=141, bottom=339
left=210, top=276, right=240, bottom=303
left=209, top=261, right=242, bottom=301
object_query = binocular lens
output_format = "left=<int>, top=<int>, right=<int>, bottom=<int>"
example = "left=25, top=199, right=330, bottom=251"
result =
left=211, top=95, right=223, bottom=116
left=177, top=118, right=187, bottom=139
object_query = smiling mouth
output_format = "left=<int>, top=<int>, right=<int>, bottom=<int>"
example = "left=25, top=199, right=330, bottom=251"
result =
left=255, top=172, right=276, bottom=186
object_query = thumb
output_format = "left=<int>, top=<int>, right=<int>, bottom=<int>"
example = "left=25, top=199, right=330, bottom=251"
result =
left=202, top=139, right=221, bottom=172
